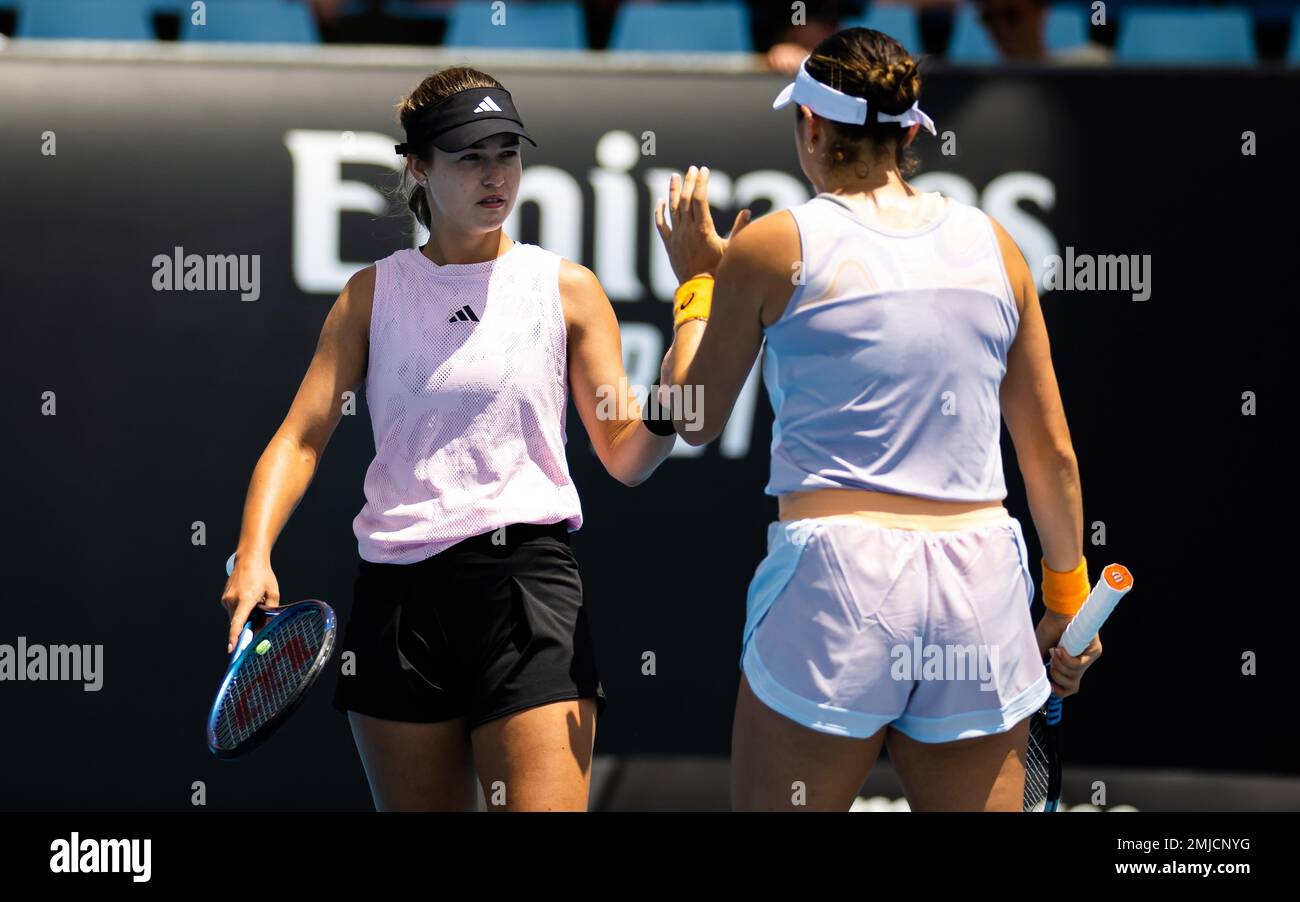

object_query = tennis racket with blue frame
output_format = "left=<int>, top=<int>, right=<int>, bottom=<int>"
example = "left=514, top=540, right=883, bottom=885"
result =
left=207, top=553, right=338, bottom=758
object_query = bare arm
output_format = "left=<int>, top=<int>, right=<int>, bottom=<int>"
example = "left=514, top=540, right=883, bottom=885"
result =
left=562, top=259, right=676, bottom=487
left=992, top=218, right=1083, bottom=575
left=221, top=265, right=373, bottom=650
left=664, top=213, right=792, bottom=445
left=993, top=217, right=1102, bottom=694
left=652, top=165, right=790, bottom=445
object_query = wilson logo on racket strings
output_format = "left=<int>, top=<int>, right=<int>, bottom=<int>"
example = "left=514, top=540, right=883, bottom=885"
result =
left=49, top=833, right=151, bottom=883
left=0, top=638, right=103, bottom=691
left=232, top=634, right=316, bottom=731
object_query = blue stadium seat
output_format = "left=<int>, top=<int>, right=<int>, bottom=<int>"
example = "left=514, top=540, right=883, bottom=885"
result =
left=1116, top=7, right=1256, bottom=64
left=1044, top=5, right=1089, bottom=51
left=1092, top=0, right=1210, bottom=10
left=946, top=5, right=999, bottom=62
left=842, top=6, right=922, bottom=56
left=154, top=0, right=310, bottom=10
left=444, top=2, right=586, bottom=49
left=179, top=1, right=319, bottom=43
left=608, top=2, right=752, bottom=53
left=16, top=0, right=156, bottom=40
left=947, top=4, right=1092, bottom=63
left=1288, top=10, right=1300, bottom=65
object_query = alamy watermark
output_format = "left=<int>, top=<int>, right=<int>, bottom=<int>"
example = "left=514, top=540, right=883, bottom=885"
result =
left=0, top=638, right=103, bottom=691
left=1042, top=247, right=1151, bottom=301
left=595, top=376, right=703, bottom=432
left=49, top=833, right=150, bottom=882
left=890, top=638, right=1000, bottom=691
left=151, top=246, right=261, bottom=302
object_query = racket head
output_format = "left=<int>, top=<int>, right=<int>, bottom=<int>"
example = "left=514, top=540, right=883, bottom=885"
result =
left=206, top=599, right=337, bottom=758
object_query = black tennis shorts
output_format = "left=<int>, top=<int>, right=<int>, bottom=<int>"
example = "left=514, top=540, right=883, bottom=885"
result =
left=330, top=521, right=606, bottom=728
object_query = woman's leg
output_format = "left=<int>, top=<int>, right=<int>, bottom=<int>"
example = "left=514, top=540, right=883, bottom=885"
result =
left=469, top=698, right=597, bottom=811
left=885, top=719, right=1030, bottom=811
left=347, top=712, right=479, bottom=811
left=730, top=673, right=886, bottom=811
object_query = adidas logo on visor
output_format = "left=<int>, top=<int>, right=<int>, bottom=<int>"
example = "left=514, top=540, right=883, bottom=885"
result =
left=473, top=96, right=502, bottom=114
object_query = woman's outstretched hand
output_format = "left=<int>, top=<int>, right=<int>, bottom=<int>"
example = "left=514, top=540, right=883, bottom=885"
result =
left=654, top=165, right=752, bottom=284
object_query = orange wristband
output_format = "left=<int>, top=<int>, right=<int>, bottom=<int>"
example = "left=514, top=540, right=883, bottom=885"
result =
left=673, top=276, right=713, bottom=329
left=1041, top=556, right=1089, bottom=616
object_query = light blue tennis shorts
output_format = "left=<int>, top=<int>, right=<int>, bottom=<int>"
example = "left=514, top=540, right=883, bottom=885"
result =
left=741, top=512, right=1051, bottom=743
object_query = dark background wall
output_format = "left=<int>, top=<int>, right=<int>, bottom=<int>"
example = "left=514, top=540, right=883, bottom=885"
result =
left=0, top=52, right=1287, bottom=809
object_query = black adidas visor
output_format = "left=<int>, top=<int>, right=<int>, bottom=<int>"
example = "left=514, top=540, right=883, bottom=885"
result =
left=394, top=87, right=537, bottom=156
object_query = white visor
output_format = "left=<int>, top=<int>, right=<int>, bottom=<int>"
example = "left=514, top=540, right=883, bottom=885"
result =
left=772, top=56, right=936, bottom=135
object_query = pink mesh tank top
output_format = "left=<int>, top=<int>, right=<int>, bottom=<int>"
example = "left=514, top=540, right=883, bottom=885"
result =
left=352, top=242, right=583, bottom=564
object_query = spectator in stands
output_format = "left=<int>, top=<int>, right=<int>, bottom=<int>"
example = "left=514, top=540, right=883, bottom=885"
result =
left=755, top=0, right=855, bottom=73
left=976, top=0, right=1112, bottom=64
left=308, top=0, right=349, bottom=29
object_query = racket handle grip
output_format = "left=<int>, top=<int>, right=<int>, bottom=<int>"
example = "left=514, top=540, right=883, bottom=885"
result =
left=233, top=625, right=254, bottom=660
left=1044, top=687, right=1063, bottom=725
left=1059, top=564, right=1133, bottom=657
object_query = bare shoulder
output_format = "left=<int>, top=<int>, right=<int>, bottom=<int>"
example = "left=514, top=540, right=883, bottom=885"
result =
left=986, top=215, right=1031, bottom=319
left=557, top=258, right=609, bottom=333
left=720, top=209, right=800, bottom=327
left=343, top=263, right=377, bottom=303
left=558, top=257, right=601, bottom=296
left=725, top=209, right=800, bottom=274
left=335, top=264, right=376, bottom=341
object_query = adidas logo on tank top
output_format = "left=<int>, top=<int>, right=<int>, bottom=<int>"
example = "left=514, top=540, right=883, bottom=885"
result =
left=353, top=243, right=583, bottom=564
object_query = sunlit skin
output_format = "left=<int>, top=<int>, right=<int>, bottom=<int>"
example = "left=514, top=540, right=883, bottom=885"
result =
left=407, top=133, right=522, bottom=264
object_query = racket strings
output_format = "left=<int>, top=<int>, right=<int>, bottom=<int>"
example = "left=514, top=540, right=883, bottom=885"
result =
left=213, top=608, right=327, bottom=750
left=1023, top=711, right=1051, bottom=812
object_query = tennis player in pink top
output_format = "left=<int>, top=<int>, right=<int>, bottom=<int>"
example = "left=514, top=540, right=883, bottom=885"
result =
left=220, top=66, right=679, bottom=811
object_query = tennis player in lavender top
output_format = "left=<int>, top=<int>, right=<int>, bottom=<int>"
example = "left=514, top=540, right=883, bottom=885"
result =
left=653, top=27, right=1103, bottom=811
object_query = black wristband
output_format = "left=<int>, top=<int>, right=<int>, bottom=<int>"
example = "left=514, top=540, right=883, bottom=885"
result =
left=641, top=412, right=677, bottom=436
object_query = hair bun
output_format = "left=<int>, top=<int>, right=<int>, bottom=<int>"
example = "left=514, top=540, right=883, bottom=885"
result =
left=869, top=58, right=919, bottom=114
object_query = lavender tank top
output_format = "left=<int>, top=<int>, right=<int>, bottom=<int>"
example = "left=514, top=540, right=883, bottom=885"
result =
left=352, top=243, right=582, bottom=563
left=763, top=193, right=1020, bottom=502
